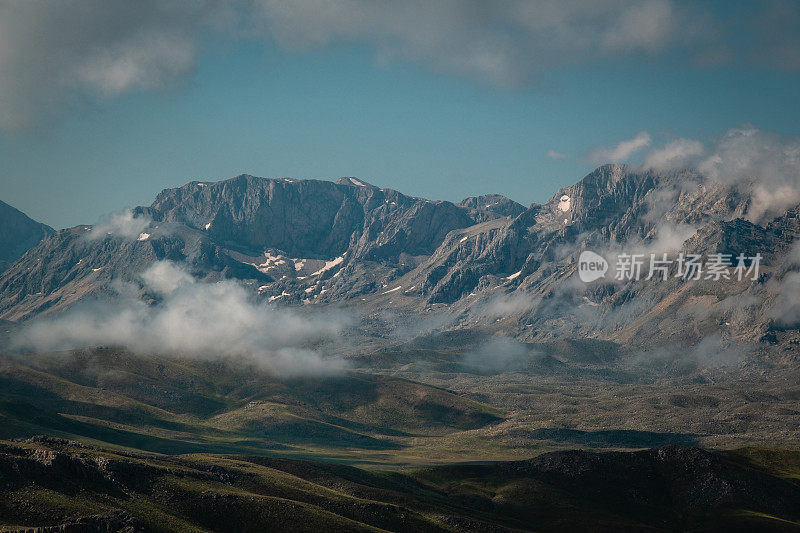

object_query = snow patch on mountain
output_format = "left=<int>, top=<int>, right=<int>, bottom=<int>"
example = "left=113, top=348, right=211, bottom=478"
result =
left=311, top=255, right=345, bottom=276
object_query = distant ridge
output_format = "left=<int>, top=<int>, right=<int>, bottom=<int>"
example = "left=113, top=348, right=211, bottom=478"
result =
left=0, top=199, right=53, bottom=273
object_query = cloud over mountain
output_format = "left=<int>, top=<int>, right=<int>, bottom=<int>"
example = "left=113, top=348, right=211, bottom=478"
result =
left=644, top=138, right=704, bottom=171
left=87, top=209, right=152, bottom=241
left=588, top=127, right=800, bottom=223
left=12, top=260, right=350, bottom=376
left=591, top=131, right=652, bottom=163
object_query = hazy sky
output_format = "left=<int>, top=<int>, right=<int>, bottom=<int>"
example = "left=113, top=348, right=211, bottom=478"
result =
left=1, top=0, right=799, bottom=229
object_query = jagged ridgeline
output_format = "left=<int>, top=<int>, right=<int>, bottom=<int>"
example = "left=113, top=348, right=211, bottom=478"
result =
left=1, top=165, right=798, bottom=356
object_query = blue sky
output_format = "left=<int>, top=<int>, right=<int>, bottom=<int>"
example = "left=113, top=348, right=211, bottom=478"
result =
left=1, top=1, right=799, bottom=229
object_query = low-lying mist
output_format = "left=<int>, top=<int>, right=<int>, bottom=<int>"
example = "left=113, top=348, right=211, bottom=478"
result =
left=12, top=261, right=352, bottom=377
left=462, top=336, right=539, bottom=374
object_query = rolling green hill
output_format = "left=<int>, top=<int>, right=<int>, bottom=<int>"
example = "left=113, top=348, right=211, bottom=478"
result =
left=1, top=437, right=800, bottom=532
left=0, top=349, right=503, bottom=463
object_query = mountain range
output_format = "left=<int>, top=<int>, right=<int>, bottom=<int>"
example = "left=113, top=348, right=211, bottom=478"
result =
left=2, top=164, right=798, bottom=362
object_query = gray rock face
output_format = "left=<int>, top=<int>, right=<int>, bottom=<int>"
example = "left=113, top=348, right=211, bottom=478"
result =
left=0, top=200, right=53, bottom=273
left=0, top=222, right=272, bottom=321
left=413, top=165, right=738, bottom=304
left=1, top=167, right=799, bottom=358
left=0, top=175, right=506, bottom=319
left=362, top=164, right=800, bottom=354
left=456, top=194, right=526, bottom=222
left=141, top=174, right=489, bottom=261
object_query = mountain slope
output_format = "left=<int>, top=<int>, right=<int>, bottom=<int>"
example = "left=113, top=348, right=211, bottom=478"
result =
left=1, top=167, right=799, bottom=360
left=0, top=175, right=521, bottom=320
left=141, top=174, right=511, bottom=261
left=0, top=199, right=53, bottom=273
left=368, top=164, right=800, bottom=354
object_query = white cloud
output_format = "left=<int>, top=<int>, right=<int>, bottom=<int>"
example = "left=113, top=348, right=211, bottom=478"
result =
left=140, top=261, right=195, bottom=296
left=643, top=138, right=704, bottom=170
left=255, top=0, right=698, bottom=87
left=698, top=128, right=800, bottom=184
left=600, top=0, right=676, bottom=53
left=13, top=261, right=350, bottom=377
left=631, top=334, right=749, bottom=369
left=87, top=209, right=152, bottom=240
left=643, top=223, right=698, bottom=254
left=698, top=127, right=800, bottom=222
left=767, top=271, right=800, bottom=327
left=475, top=290, right=533, bottom=318
left=591, top=131, right=652, bottom=163
left=462, top=336, right=534, bottom=373
left=546, top=149, right=567, bottom=161
left=636, top=127, right=800, bottom=223
left=1, top=2, right=798, bottom=129
left=0, top=0, right=219, bottom=129
left=787, top=240, right=800, bottom=268
left=751, top=0, right=800, bottom=71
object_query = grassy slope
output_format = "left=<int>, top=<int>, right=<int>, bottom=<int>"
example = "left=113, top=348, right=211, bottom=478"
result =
left=3, top=349, right=800, bottom=530
left=0, top=349, right=504, bottom=465
left=1, top=438, right=800, bottom=532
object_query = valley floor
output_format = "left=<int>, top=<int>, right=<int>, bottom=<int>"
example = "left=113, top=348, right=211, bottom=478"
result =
left=2, top=348, right=800, bottom=467
left=2, top=348, right=800, bottom=531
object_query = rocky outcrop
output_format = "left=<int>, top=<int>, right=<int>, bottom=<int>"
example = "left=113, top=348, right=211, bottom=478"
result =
left=456, top=194, right=526, bottom=222
left=4, top=510, right=141, bottom=533
left=506, top=445, right=800, bottom=519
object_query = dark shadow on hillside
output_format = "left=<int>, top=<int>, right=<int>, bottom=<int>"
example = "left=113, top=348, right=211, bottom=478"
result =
left=525, top=427, right=702, bottom=448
